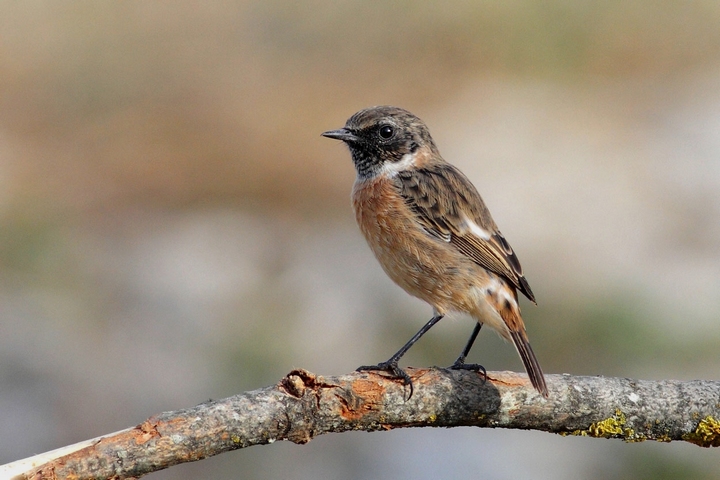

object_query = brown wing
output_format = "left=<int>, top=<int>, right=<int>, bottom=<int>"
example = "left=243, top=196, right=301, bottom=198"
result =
left=394, top=163, right=536, bottom=303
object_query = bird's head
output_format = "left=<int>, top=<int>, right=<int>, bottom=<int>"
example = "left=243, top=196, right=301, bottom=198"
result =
left=322, top=106, right=438, bottom=178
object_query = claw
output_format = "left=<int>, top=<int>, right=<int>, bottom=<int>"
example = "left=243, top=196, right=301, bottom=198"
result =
left=357, top=361, right=414, bottom=399
left=448, top=360, right=487, bottom=385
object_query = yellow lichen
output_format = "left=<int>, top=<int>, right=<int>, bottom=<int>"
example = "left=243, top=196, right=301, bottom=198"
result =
left=683, top=416, right=720, bottom=447
left=625, top=433, right=646, bottom=443
left=581, top=409, right=638, bottom=441
left=587, top=409, right=625, bottom=437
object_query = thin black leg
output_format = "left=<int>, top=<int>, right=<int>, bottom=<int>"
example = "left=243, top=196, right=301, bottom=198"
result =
left=451, top=322, right=482, bottom=367
left=449, top=323, right=487, bottom=382
left=357, top=314, right=444, bottom=398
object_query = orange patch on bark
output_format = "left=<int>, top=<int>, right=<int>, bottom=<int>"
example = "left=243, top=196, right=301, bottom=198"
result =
left=134, top=420, right=161, bottom=445
left=338, top=379, right=386, bottom=421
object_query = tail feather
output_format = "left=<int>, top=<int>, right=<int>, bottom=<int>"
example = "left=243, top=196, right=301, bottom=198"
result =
left=485, top=282, right=548, bottom=398
left=510, top=330, right=548, bottom=398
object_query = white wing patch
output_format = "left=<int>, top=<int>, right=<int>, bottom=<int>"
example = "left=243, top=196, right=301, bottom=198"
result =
left=460, top=213, right=491, bottom=241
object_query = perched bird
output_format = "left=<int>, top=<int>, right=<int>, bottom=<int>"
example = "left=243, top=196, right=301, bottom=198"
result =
left=322, top=106, right=548, bottom=398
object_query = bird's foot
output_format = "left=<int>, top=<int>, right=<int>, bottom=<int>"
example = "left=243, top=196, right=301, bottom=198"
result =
left=448, top=359, right=487, bottom=384
left=357, top=360, right=414, bottom=398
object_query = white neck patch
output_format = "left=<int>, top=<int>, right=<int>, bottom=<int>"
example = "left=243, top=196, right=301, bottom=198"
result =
left=380, top=152, right=417, bottom=177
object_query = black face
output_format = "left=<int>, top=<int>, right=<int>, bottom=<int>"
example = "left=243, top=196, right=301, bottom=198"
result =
left=322, top=106, right=436, bottom=178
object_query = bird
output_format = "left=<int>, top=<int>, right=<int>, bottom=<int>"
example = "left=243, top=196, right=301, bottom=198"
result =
left=322, top=106, right=548, bottom=398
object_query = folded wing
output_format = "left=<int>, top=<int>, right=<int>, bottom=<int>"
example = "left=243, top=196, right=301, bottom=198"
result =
left=394, top=163, right=536, bottom=303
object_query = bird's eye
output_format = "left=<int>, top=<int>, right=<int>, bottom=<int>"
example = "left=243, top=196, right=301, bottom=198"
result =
left=379, top=125, right=394, bottom=139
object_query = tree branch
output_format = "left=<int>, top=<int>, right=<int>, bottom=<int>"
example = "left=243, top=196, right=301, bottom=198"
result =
left=4, top=368, right=720, bottom=479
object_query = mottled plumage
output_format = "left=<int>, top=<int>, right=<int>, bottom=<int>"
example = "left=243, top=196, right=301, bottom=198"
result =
left=394, top=163, right=536, bottom=303
left=323, top=105, right=548, bottom=397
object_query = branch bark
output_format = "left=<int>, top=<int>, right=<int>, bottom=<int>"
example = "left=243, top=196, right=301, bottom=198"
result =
left=4, top=368, right=720, bottom=479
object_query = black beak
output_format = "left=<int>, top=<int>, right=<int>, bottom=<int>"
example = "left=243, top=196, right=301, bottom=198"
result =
left=321, top=128, right=359, bottom=143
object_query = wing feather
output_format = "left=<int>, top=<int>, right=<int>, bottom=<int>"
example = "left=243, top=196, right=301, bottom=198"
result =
left=395, top=163, right=536, bottom=303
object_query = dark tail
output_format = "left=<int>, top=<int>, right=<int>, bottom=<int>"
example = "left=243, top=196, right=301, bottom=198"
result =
left=510, top=330, right=548, bottom=398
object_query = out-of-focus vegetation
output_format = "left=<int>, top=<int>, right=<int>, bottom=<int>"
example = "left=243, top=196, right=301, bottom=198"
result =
left=3, top=2, right=719, bottom=210
left=1, top=2, right=720, bottom=479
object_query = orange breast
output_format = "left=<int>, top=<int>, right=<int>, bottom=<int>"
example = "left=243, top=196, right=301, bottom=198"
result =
left=351, top=175, right=482, bottom=314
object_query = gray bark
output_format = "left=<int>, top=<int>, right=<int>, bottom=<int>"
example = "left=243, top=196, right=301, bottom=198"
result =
left=5, top=368, right=720, bottom=480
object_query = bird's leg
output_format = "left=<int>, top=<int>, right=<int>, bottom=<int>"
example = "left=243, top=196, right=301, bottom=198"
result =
left=449, top=323, right=487, bottom=382
left=357, top=314, right=444, bottom=399
left=450, top=322, right=482, bottom=367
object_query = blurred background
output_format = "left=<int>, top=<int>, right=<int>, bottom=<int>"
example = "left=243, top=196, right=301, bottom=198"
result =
left=1, top=1, right=720, bottom=478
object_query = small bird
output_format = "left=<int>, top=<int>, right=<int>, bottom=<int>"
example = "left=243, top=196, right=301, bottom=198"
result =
left=322, top=106, right=548, bottom=398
